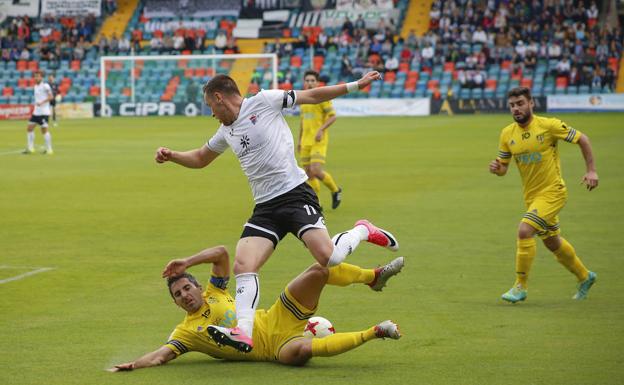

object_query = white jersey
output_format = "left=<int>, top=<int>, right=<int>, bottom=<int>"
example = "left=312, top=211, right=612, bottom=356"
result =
left=33, top=82, right=52, bottom=116
left=206, top=89, right=308, bottom=204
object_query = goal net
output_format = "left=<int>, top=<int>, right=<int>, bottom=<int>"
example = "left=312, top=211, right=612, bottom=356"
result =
left=99, top=53, right=278, bottom=117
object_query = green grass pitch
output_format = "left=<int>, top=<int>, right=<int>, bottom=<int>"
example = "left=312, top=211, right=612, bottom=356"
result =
left=1, top=113, right=623, bottom=385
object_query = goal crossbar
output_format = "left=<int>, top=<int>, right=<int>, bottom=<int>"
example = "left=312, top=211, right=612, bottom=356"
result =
left=99, top=53, right=279, bottom=116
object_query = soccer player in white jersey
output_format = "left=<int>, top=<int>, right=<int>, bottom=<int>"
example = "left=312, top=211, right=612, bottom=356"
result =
left=23, top=70, right=54, bottom=155
left=155, top=71, right=399, bottom=353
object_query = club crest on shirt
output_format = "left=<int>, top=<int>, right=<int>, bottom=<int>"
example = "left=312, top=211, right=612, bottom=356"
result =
left=536, top=134, right=544, bottom=143
left=249, top=114, right=258, bottom=125
left=240, top=135, right=250, bottom=149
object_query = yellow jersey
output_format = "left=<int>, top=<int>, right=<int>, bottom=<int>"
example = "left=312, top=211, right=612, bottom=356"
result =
left=164, top=278, right=273, bottom=362
left=300, top=101, right=336, bottom=147
left=496, top=115, right=582, bottom=201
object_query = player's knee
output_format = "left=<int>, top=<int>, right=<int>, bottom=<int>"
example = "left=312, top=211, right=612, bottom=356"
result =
left=517, top=223, right=535, bottom=239
left=281, top=342, right=312, bottom=366
left=310, top=243, right=333, bottom=266
left=233, top=258, right=256, bottom=275
left=310, top=164, right=323, bottom=177
left=305, top=263, right=329, bottom=282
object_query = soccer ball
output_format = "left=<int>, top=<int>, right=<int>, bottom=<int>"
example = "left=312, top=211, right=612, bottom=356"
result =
left=303, top=316, right=335, bottom=338
left=55, top=94, right=62, bottom=103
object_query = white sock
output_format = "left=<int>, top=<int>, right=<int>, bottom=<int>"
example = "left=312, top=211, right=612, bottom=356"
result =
left=327, top=225, right=368, bottom=266
left=234, top=273, right=259, bottom=337
left=43, top=132, right=52, bottom=150
left=27, top=131, right=34, bottom=149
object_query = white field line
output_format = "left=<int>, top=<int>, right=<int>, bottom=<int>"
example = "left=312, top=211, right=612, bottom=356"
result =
left=0, top=267, right=55, bottom=284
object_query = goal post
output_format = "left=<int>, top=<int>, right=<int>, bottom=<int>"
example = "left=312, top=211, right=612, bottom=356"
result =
left=99, top=53, right=279, bottom=117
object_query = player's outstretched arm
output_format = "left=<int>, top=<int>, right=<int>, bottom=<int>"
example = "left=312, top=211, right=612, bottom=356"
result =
left=489, top=159, right=508, bottom=176
left=162, top=245, right=230, bottom=279
left=577, top=134, right=598, bottom=191
left=155, top=145, right=220, bottom=169
left=107, top=346, right=176, bottom=372
left=296, top=71, right=381, bottom=105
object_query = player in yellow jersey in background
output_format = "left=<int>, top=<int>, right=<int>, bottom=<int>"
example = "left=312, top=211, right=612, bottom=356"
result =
left=298, top=70, right=342, bottom=209
left=108, top=245, right=404, bottom=371
left=489, top=87, right=599, bottom=303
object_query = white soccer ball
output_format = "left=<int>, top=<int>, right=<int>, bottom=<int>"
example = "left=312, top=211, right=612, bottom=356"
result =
left=55, top=94, right=62, bottom=102
left=303, top=316, right=335, bottom=338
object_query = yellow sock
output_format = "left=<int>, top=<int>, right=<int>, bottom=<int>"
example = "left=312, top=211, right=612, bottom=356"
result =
left=311, top=328, right=376, bottom=357
left=320, top=171, right=339, bottom=193
left=553, top=237, right=589, bottom=281
left=514, top=238, right=536, bottom=288
left=307, top=177, right=321, bottom=196
left=327, top=263, right=376, bottom=286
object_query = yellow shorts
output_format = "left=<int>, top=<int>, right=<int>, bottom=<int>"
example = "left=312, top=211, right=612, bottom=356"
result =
left=521, top=191, right=567, bottom=239
left=255, top=287, right=315, bottom=361
left=300, top=143, right=327, bottom=166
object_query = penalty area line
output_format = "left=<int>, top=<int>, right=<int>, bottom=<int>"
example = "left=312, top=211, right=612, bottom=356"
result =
left=0, top=267, right=55, bottom=284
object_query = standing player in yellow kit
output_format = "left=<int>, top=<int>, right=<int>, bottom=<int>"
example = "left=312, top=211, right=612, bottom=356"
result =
left=489, top=87, right=599, bottom=303
left=298, top=70, right=342, bottom=209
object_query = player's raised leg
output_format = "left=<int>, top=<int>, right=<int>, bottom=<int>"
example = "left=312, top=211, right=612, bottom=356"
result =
left=278, top=263, right=402, bottom=366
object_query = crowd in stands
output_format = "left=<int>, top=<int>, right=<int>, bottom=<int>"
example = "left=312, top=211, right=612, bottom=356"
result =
left=0, top=14, right=100, bottom=65
left=425, top=0, right=622, bottom=92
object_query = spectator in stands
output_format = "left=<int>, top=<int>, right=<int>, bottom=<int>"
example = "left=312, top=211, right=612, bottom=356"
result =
left=555, top=55, right=571, bottom=77
left=215, top=32, right=227, bottom=51
left=384, top=55, right=399, bottom=73
left=342, top=17, right=354, bottom=38
left=515, top=40, right=527, bottom=61
left=421, top=42, right=434, bottom=68
left=119, top=34, right=131, bottom=52
left=354, top=14, right=365, bottom=31
left=591, top=67, right=602, bottom=89
left=173, top=33, right=185, bottom=51
left=472, top=26, right=488, bottom=44
left=524, top=50, right=537, bottom=71
left=548, top=41, right=562, bottom=60
left=109, top=33, right=119, bottom=54
left=586, top=1, right=599, bottom=28
left=150, top=34, right=163, bottom=52
left=162, top=34, right=173, bottom=52
left=19, top=48, right=30, bottom=61
left=98, top=35, right=109, bottom=55
left=569, top=65, right=580, bottom=86
left=73, top=39, right=86, bottom=60
left=473, top=70, right=485, bottom=89
left=381, top=38, right=393, bottom=57
left=225, top=36, right=240, bottom=54
left=602, top=67, right=615, bottom=91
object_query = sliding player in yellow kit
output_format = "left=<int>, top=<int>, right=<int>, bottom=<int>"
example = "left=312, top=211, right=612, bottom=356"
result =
left=298, top=70, right=342, bottom=209
left=489, top=87, right=599, bottom=303
left=108, top=245, right=404, bottom=371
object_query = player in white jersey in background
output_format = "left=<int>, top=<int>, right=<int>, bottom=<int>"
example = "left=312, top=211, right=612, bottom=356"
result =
left=155, top=72, right=399, bottom=353
left=23, top=70, right=54, bottom=155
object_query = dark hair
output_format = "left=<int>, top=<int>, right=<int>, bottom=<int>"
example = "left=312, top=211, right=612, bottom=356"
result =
left=167, top=273, right=200, bottom=298
left=507, top=86, right=532, bottom=100
left=35, top=70, right=45, bottom=77
left=202, top=74, right=241, bottom=97
left=304, top=70, right=320, bottom=81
